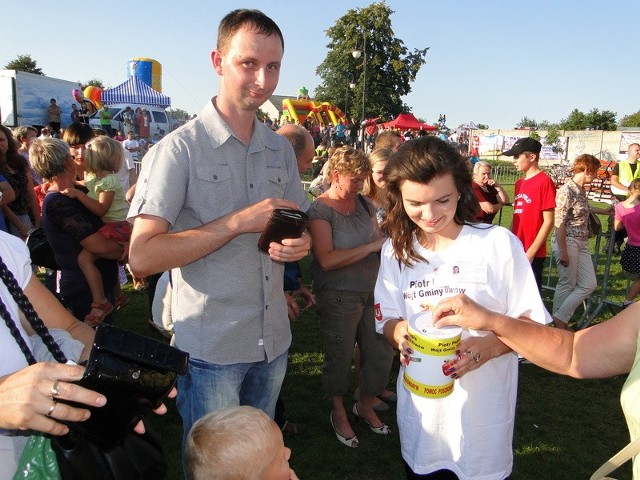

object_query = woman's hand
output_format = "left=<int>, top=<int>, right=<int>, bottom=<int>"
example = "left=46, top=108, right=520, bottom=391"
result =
left=432, top=294, right=498, bottom=333
left=558, top=251, right=569, bottom=267
left=61, top=187, right=79, bottom=199
left=443, top=334, right=510, bottom=379
left=284, top=292, right=300, bottom=321
left=370, top=237, right=386, bottom=253
left=384, top=319, right=412, bottom=366
left=0, top=363, right=106, bottom=436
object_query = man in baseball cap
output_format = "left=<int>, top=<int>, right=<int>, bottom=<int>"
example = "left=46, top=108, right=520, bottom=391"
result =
left=500, top=137, right=542, bottom=157
left=506, top=136, right=555, bottom=293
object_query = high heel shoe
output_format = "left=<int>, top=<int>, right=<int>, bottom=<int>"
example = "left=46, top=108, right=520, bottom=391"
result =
left=352, top=403, right=391, bottom=435
left=329, top=412, right=359, bottom=448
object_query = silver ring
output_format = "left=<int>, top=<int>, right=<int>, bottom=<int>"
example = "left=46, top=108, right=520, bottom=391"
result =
left=472, top=352, right=482, bottom=364
left=46, top=400, right=57, bottom=417
left=50, top=380, right=60, bottom=398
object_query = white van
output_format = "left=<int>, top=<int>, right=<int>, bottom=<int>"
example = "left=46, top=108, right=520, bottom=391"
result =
left=88, top=104, right=171, bottom=137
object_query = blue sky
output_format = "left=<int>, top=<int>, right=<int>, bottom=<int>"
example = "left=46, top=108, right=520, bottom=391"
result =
left=2, top=0, right=638, bottom=129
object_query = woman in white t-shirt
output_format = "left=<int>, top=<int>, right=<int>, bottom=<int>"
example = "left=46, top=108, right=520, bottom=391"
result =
left=375, top=137, right=550, bottom=479
left=0, top=232, right=171, bottom=478
left=0, top=232, right=102, bottom=478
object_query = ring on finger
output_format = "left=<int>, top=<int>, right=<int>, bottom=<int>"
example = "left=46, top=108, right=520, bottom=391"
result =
left=50, top=380, right=60, bottom=398
left=472, top=352, right=482, bottom=364
left=46, top=400, right=57, bottom=417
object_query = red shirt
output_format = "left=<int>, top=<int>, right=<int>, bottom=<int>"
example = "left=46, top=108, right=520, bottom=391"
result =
left=512, top=171, right=556, bottom=257
left=472, top=182, right=500, bottom=223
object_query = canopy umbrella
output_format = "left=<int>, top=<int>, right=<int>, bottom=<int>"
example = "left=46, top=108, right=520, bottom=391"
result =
left=381, top=113, right=437, bottom=131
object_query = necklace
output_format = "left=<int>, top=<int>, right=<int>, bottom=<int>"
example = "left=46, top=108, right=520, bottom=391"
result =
left=326, top=188, right=357, bottom=216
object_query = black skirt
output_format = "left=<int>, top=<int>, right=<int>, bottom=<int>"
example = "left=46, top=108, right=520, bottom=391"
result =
left=621, top=244, right=640, bottom=275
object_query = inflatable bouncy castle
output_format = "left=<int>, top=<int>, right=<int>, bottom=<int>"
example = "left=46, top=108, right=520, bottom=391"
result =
left=281, top=87, right=348, bottom=126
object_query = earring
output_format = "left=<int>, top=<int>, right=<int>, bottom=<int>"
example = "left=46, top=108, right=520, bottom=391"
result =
left=457, top=195, right=461, bottom=201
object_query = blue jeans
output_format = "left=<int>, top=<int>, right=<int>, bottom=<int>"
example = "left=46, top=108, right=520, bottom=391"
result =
left=176, top=350, right=288, bottom=446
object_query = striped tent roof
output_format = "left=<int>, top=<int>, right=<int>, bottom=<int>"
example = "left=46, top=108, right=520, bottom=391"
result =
left=102, top=76, right=171, bottom=108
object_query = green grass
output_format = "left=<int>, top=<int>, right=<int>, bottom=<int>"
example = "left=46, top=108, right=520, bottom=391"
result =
left=112, top=181, right=633, bottom=479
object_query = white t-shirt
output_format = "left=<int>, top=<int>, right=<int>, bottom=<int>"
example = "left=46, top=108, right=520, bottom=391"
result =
left=0, top=232, right=33, bottom=479
left=117, top=145, right=136, bottom=192
left=375, top=224, right=551, bottom=479
left=123, top=138, right=140, bottom=162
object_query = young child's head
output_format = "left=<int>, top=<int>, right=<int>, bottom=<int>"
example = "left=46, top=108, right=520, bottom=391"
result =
left=85, top=135, right=124, bottom=174
left=185, top=406, right=293, bottom=480
left=628, top=178, right=640, bottom=194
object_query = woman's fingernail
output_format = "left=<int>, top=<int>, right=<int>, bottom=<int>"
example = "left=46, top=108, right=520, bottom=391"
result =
left=407, top=348, right=413, bottom=354
left=95, top=395, right=107, bottom=407
left=451, top=373, right=459, bottom=379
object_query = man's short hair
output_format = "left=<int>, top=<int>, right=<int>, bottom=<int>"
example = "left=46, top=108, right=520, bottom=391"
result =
left=13, top=125, right=37, bottom=141
left=217, top=9, right=284, bottom=53
left=375, top=130, right=402, bottom=150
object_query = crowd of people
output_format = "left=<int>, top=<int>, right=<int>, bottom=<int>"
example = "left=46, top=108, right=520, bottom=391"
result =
left=1, top=8, right=639, bottom=480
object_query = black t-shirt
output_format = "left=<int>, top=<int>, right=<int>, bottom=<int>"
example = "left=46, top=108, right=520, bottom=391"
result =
left=42, top=191, right=117, bottom=297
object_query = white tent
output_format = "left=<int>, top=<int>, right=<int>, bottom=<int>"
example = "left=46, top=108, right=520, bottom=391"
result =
left=102, top=76, right=171, bottom=108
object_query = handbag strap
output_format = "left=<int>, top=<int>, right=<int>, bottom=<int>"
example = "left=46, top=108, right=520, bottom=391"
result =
left=590, top=436, right=640, bottom=480
left=0, top=255, right=68, bottom=365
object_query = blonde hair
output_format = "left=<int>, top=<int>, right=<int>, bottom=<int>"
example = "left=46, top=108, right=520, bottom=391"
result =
left=13, top=125, right=37, bottom=142
left=362, top=147, right=392, bottom=200
left=185, top=406, right=276, bottom=480
left=85, top=136, right=124, bottom=174
left=328, top=145, right=371, bottom=178
left=29, top=138, right=70, bottom=180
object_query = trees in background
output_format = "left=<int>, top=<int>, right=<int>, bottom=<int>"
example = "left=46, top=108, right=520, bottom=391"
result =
left=4, top=54, right=43, bottom=75
left=619, top=111, right=640, bottom=128
left=314, top=2, right=429, bottom=122
left=518, top=108, right=618, bottom=132
left=559, top=108, right=617, bottom=131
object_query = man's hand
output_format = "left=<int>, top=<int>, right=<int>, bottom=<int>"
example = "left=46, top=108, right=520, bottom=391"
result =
left=240, top=198, right=302, bottom=235
left=269, top=231, right=311, bottom=263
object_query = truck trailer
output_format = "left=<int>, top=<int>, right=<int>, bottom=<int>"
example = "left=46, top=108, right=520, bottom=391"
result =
left=0, top=69, right=81, bottom=129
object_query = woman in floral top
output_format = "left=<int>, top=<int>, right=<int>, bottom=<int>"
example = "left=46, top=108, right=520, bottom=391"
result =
left=551, top=154, right=612, bottom=329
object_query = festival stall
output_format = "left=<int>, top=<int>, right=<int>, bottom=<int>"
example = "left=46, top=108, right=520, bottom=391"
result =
left=381, top=113, right=437, bottom=131
left=101, top=76, right=171, bottom=108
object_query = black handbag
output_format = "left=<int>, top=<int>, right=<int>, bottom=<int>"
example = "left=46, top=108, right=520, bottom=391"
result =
left=26, top=227, right=59, bottom=270
left=59, top=323, right=188, bottom=450
left=0, top=255, right=189, bottom=479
